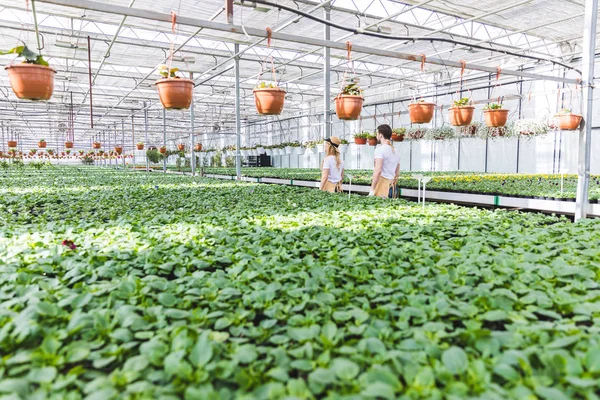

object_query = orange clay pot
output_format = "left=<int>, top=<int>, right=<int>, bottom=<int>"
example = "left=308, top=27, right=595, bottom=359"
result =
left=38, top=141, right=47, bottom=148
left=408, top=102, right=436, bottom=124
left=354, top=137, right=367, bottom=145
left=5, top=64, right=56, bottom=101
left=155, top=78, right=194, bottom=110
left=556, top=114, right=582, bottom=130
left=448, top=106, right=475, bottom=126
left=65, top=141, right=74, bottom=148
left=136, top=144, right=144, bottom=150
left=7, top=140, right=17, bottom=148
left=335, top=95, right=363, bottom=120
left=253, top=87, right=285, bottom=115
left=483, top=109, right=509, bottom=127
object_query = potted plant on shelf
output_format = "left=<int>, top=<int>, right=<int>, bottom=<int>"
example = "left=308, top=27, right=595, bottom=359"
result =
left=92, top=141, right=101, bottom=149
left=159, top=146, right=167, bottom=154
left=65, top=149, right=71, bottom=155
left=78, top=150, right=84, bottom=155
left=408, top=99, right=436, bottom=124
left=315, top=140, right=325, bottom=153
left=483, top=103, right=509, bottom=127
left=47, top=149, right=54, bottom=156
left=38, top=139, right=47, bottom=148
left=30, top=149, right=37, bottom=155
left=338, top=139, right=349, bottom=154
left=353, top=132, right=368, bottom=145
left=7, top=140, right=17, bottom=148
left=177, top=143, right=185, bottom=151
left=136, top=142, right=145, bottom=150
left=367, top=133, right=378, bottom=146
left=448, top=97, right=475, bottom=126
left=335, top=81, right=363, bottom=120
left=391, top=128, right=406, bottom=142
left=114, top=146, right=123, bottom=155
left=554, top=109, right=582, bottom=131
left=65, top=140, right=74, bottom=149
left=1, top=43, right=56, bottom=101
left=194, top=143, right=202, bottom=152
left=155, top=65, right=193, bottom=110
left=254, top=81, right=285, bottom=115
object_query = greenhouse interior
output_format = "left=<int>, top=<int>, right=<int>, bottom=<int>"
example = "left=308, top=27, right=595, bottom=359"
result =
left=2, top=0, right=600, bottom=398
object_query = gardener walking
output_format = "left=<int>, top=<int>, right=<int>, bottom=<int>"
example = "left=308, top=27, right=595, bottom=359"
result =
left=369, top=124, right=400, bottom=198
left=320, top=136, right=345, bottom=193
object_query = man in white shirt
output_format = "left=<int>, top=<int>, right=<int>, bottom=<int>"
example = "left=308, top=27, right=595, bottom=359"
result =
left=369, top=124, right=400, bottom=197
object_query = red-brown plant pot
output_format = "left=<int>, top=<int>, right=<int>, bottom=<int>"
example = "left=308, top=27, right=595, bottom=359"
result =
left=155, top=78, right=194, bottom=110
left=483, top=109, right=509, bottom=127
left=93, top=142, right=101, bottom=149
left=194, top=144, right=202, bottom=152
left=65, top=141, right=74, bottom=149
left=448, top=106, right=475, bottom=126
left=5, top=64, right=56, bottom=101
left=254, top=87, right=286, bottom=115
left=391, top=134, right=405, bottom=142
left=354, top=137, right=367, bottom=145
left=38, top=141, right=47, bottom=148
left=177, top=144, right=185, bottom=151
left=408, top=102, right=436, bottom=124
left=335, top=95, right=363, bottom=120
left=7, top=140, right=17, bottom=148
left=368, top=138, right=378, bottom=146
left=114, top=147, right=123, bottom=155
left=556, top=114, right=582, bottom=131
left=136, top=144, right=144, bottom=150
left=159, top=147, right=167, bottom=154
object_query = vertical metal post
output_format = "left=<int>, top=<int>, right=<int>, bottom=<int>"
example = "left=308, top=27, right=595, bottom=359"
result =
left=121, top=119, right=125, bottom=169
left=143, top=102, right=149, bottom=172
left=575, top=0, right=598, bottom=221
left=87, top=35, right=94, bottom=129
left=163, top=108, right=167, bottom=174
left=190, top=72, right=196, bottom=176
left=113, top=124, right=117, bottom=168
left=234, top=43, right=242, bottom=180
left=131, top=114, right=135, bottom=170
left=323, top=5, right=331, bottom=139
left=516, top=73, right=523, bottom=173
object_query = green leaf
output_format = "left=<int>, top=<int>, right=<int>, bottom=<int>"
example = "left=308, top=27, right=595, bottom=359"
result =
left=27, top=367, right=57, bottom=383
left=189, top=331, right=213, bottom=367
left=362, top=382, right=396, bottom=399
left=585, top=347, right=600, bottom=373
left=534, top=386, right=570, bottom=400
left=442, top=347, right=469, bottom=375
left=332, top=358, right=359, bottom=381
left=235, top=345, right=258, bottom=364
left=157, top=292, right=177, bottom=307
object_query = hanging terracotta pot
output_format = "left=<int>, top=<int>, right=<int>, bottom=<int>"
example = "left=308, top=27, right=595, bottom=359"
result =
left=335, top=95, right=363, bottom=120
left=5, top=64, right=56, bottom=101
left=159, top=147, right=167, bottom=154
left=253, top=87, right=286, bottom=115
left=7, top=140, right=17, bottom=148
left=155, top=78, right=194, bottom=110
left=448, top=106, right=475, bottom=126
left=354, top=137, right=367, bottom=145
left=65, top=141, right=74, bottom=149
left=483, top=109, right=509, bottom=127
left=93, top=142, right=101, bottom=149
left=136, top=143, right=144, bottom=150
left=408, top=102, right=436, bottom=124
left=38, top=141, right=47, bottom=148
left=368, top=138, right=377, bottom=146
left=194, top=143, right=202, bottom=151
left=556, top=114, right=582, bottom=130
left=177, top=144, right=185, bottom=151
left=114, top=146, right=123, bottom=155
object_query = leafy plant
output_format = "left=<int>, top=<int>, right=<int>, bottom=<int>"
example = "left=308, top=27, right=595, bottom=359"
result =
left=0, top=43, right=49, bottom=66
left=340, top=139, right=349, bottom=145
left=340, top=81, right=362, bottom=96
left=452, top=97, right=470, bottom=107
left=392, top=128, right=406, bottom=135
left=427, top=125, right=457, bottom=140
left=146, top=149, right=164, bottom=164
left=483, top=103, right=503, bottom=110
left=406, top=127, right=429, bottom=140
left=508, top=118, right=549, bottom=137
left=353, top=132, right=370, bottom=139
left=38, top=139, right=46, bottom=143
left=158, top=64, right=180, bottom=79
left=255, top=81, right=278, bottom=89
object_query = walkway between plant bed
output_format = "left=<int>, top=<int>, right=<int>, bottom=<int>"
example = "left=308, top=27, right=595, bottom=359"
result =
left=153, top=170, right=600, bottom=218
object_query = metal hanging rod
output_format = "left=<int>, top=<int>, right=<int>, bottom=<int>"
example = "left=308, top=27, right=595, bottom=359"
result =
left=36, top=0, right=580, bottom=85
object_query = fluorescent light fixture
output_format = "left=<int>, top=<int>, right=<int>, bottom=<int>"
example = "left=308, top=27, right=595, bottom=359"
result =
left=55, top=40, right=88, bottom=51
left=366, top=25, right=392, bottom=35
left=235, top=1, right=271, bottom=12
left=171, top=56, right=196, bottom=64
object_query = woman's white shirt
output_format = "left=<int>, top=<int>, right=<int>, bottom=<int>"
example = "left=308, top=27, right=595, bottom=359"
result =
left=323, top=155, right=344, bottom=184
left=373, top=144, right=400, bottom=179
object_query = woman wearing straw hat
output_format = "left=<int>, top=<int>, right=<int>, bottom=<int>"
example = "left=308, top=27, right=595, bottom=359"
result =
left=369, top=124, right=400, bottom=198
left=320, top=136, right=345, bottom=193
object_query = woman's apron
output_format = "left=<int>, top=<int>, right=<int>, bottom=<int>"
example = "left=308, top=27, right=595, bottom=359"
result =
left=374, top=177, right=396, bottom=198
left=322, top=180, right=342, bottom=193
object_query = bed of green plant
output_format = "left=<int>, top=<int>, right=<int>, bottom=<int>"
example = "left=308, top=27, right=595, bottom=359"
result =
left=203, top=168, right=600, bottom=201
left=2, top=167, right=600, bottom=399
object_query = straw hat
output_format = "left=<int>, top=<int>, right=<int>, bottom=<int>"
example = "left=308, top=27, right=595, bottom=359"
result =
left=325, top=136, right=342, bottom=151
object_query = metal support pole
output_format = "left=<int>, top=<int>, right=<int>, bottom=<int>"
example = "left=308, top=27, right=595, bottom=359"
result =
left=574, top=0, right=598, bottom=221
left=131, top=114, right=135, bottom=170
left=143, top=102, right=149, bottom=172
left=162, top=108, right=167, bottom=174
left=121, top=119, right=125, bottom=169
left=234, top=43, right=242, bottom=180
left=190, top=71, right=196, bottom=176
left=30, top=0, right=43, bottom=55
left=323, top=6, right=331, bottom=139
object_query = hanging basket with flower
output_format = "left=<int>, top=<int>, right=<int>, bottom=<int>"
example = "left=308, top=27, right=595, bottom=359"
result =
left=408, top=99, right=436, bottom=124
left=483, top=103, right=509, bottom=127
left=1, top=43, right=55, bottom=101
left=554, top=109, right=582, bottom=131
left=254, top=28, right=286, bottom=115
left=448, top=97, right=475, bottom=126
left=155, top=65, right=193, bottom=110
left=335, top=43, right=363, bottom=120
left=65, top=141, right=74, bottom=149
